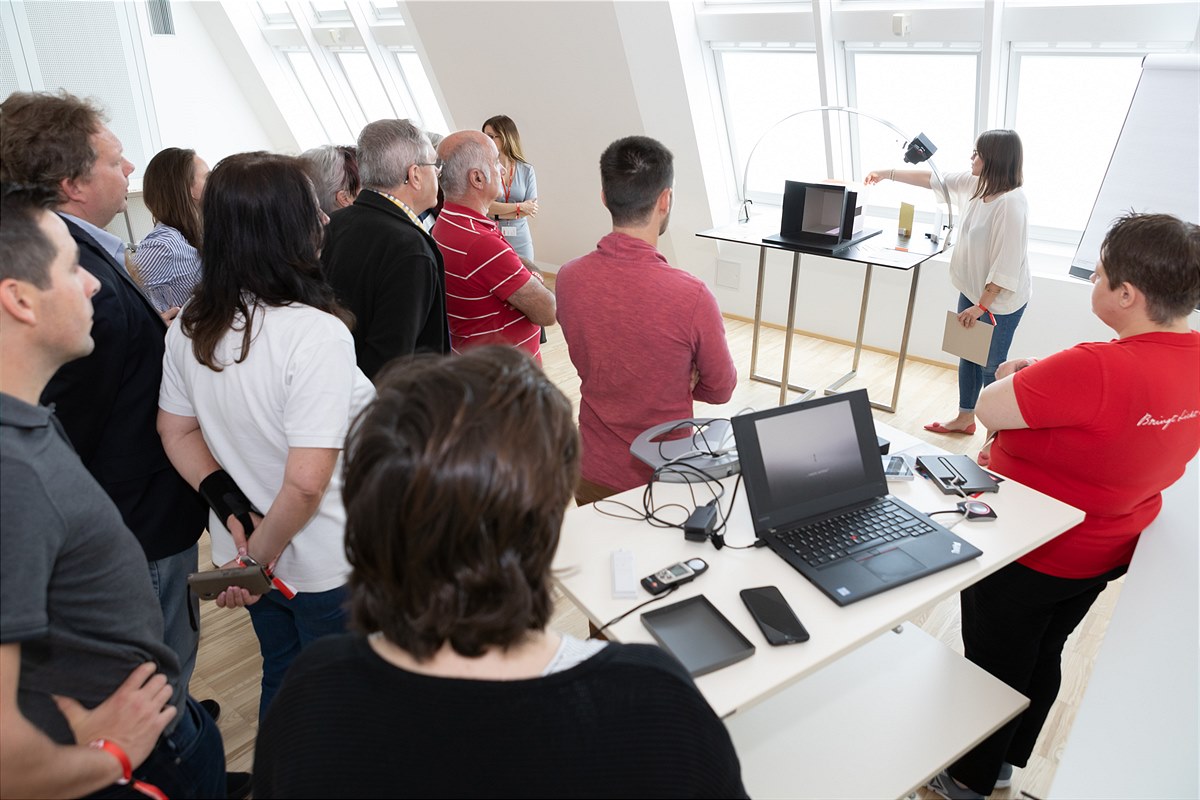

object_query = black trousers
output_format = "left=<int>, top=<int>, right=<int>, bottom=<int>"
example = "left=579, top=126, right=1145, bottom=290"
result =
left=949, top=560, right=1127, bottom=795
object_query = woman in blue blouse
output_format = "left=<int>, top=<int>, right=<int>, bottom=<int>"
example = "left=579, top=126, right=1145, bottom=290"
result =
left=483, top=115, right=539, bottom=261
left=137, top=147, right=208, bottom=312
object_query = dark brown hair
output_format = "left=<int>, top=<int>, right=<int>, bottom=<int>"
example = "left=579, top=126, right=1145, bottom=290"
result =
left=1100, top=212, right=1200, bottom=324
left=342, top=346, right=580, bottom=661
left=600, top=135, right=674, bottom=226
left=972, top=129, right=1023, bottom=201
left=180, top=152, right=350, bottom=371
left=0, top=183, right=59, bottom=288
left=143, top=147, right=202, bottom=248
left=0, top=91, right=104, bottom=201
left=482, top=114, right=527, bottom=163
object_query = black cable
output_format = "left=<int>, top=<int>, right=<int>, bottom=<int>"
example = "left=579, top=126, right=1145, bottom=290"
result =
left=589, top=427, right=745, bottom=549
left=594, top=584, right=680, bottom=636
left=654, top=419, right=726, bottom=463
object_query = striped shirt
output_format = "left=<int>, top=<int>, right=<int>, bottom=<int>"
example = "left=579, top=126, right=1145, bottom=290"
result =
left=431, top=202, right=540, bottom=362
left=136, top=223, right=202, bottom=311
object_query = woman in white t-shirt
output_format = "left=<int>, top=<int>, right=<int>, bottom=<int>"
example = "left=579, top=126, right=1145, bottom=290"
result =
left=158, top=152, right=375, bottom=720
left=867, top=130, right=1030, bottom=459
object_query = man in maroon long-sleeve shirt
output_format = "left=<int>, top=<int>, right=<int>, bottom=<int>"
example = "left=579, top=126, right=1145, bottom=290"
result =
left=556, top=136, right=737, bottom=504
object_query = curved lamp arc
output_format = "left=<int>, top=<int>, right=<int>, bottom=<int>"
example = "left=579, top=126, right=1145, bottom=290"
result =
left=736, top=105, right=952, bottom=246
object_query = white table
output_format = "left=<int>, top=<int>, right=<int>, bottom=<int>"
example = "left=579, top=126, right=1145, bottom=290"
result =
left=551, top=422, right=1084, bottom=797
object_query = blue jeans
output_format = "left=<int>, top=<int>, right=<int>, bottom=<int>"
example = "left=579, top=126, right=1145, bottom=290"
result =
left=147, top=543, right=200, bottom=690
left=956, top=293, right=1027, bottom=412
left=247, top=584, right=349, bottom=720
left=87, top=696, right=225, bottom=799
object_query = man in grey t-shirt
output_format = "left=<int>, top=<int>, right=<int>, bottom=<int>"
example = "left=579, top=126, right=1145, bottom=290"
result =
left=0, top=184, right=226, bottom=797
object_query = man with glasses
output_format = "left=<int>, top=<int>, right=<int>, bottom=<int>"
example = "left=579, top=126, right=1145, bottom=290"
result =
left=432, top=130, right=555, bottom=363
left=322, top=119, right=450, bottom=380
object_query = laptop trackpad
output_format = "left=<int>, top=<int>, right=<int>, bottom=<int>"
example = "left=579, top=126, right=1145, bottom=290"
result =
left=857, top=547, right=924, bottom=583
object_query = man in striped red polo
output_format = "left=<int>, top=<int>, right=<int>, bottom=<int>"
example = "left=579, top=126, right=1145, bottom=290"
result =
left=432, top=131, right=556, bottom=362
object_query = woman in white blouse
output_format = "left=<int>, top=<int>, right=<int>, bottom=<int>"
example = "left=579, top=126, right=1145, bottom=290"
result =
left=158, top=152, right=375, bottom=720
left=867, top=130, right=1031, bottom=458
left=137, top=147, right=208, bottom=311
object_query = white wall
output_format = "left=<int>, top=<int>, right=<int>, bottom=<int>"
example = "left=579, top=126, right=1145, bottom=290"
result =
left=135, top=1, right=278, bottom=171
left=404, top=0, right=723, bottom=273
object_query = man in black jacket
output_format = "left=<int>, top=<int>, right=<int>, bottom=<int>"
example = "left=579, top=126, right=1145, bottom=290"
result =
left=321, top=118, right=450, bottom=379
left=0, top=92, right=213, bottom=709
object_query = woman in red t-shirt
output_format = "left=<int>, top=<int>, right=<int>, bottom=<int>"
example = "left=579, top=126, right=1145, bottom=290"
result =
left=925, top=212, right=1200, bottom=800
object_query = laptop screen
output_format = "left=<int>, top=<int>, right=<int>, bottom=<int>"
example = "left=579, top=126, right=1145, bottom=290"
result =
left=732, top=390, right=889, bottom=533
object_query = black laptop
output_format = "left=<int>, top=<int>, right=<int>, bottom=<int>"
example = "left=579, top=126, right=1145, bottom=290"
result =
left=731, top=390, right=982, bottom=606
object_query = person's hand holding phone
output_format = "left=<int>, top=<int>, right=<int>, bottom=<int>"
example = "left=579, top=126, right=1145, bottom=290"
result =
left=216, top=510, right=267, bottom=607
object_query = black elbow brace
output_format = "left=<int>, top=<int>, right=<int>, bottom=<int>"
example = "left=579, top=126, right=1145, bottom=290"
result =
left=198, top=469, right=262, bottom=537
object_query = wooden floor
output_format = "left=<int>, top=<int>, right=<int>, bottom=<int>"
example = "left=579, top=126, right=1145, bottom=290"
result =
left=193, top=315, right=1121, bottom=798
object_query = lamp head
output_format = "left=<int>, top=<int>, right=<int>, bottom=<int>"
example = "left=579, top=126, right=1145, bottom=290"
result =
left=903, top=132, right=937, bottom=164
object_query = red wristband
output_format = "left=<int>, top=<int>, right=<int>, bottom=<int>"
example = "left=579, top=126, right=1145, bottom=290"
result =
left=976, top=302, right=989, bottom=313
left=91, top=739, right=132, bottom=783
left=516, top=203, right=521, bottom=217
left=90, top=739, right=169, bottom=800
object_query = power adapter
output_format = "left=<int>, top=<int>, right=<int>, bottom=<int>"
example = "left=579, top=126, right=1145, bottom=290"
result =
left=684, top=501, right=719, bottom=542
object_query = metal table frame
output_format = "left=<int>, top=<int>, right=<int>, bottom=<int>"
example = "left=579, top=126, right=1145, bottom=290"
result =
left=699, top=219, right=944, bottom=412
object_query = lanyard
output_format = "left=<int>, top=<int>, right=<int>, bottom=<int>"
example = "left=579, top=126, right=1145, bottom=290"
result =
left=502, top=161, right=514, bottom=204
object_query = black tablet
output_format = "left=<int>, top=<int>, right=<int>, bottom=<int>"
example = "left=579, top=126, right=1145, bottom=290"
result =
left=641, top=594, right=755, bottom=677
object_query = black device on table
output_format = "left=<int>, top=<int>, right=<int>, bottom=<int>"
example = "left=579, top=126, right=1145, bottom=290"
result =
left=641, top=557, right=709, bottom=595
left=916, top=454, right=1001, bottom=495
left=730, top=389, right=983, bottom=607
left=741, top=585, right=810, bottom=645
left=763, top=180, right=881, bottom=252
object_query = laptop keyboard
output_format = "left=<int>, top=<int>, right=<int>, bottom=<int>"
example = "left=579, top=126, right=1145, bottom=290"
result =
left=773, top=499, right=937, bottom=568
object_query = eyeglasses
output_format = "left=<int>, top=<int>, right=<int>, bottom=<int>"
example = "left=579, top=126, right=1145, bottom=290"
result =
left=415, top=161, right=443, bottom=176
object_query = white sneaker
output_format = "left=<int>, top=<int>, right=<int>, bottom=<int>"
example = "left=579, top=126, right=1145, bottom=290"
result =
left=994, top=762, right=1014, bottom=790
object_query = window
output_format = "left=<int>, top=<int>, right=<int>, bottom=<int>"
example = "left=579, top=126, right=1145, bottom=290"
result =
left=848, top=52, right=978, bottom=216
left=1010, top=54, right=1143, bottom=239
left=715, top=49, right=821, bottom=201
left=395, top=50, right=448, bottom=133
left=257, top=0, right=293, bottom=26
left=285, top=50, right=353, bottom=145
left=336, top=51, right=397, bottom=122
left=248, top=2, right=447, bottom=149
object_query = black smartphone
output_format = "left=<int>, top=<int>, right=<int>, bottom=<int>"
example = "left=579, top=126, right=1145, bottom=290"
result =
left=740, top=585, right=810, bottom=645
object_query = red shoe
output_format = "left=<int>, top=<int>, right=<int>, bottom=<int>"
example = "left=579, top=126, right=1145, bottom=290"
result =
left=923, top=421, right=977, bottom=435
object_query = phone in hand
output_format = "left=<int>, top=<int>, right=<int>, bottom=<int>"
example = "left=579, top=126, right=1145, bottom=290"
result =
left=740, top=585, right=810, bottom=645
left=187, top=565, right=271, bottom=601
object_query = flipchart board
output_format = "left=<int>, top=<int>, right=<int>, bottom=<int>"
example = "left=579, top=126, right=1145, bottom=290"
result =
left=1069, top=54, right=1200, bottom=281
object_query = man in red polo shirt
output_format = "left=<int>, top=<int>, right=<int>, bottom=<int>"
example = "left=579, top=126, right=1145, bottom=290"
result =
left=431, top=131, right=555, bottom=362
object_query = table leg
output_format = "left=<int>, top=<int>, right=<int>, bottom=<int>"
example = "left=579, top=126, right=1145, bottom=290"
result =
left=778, top=251, right=803, bottom=406
left=749, top=246, right=767, bottom=378
left=826, top=263, right=873, bottom=394
left=882, top=262, right=923, bottom=413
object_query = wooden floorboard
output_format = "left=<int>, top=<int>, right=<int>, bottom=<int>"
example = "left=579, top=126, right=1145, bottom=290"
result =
left=195, top=315, right=1118, bottom=797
